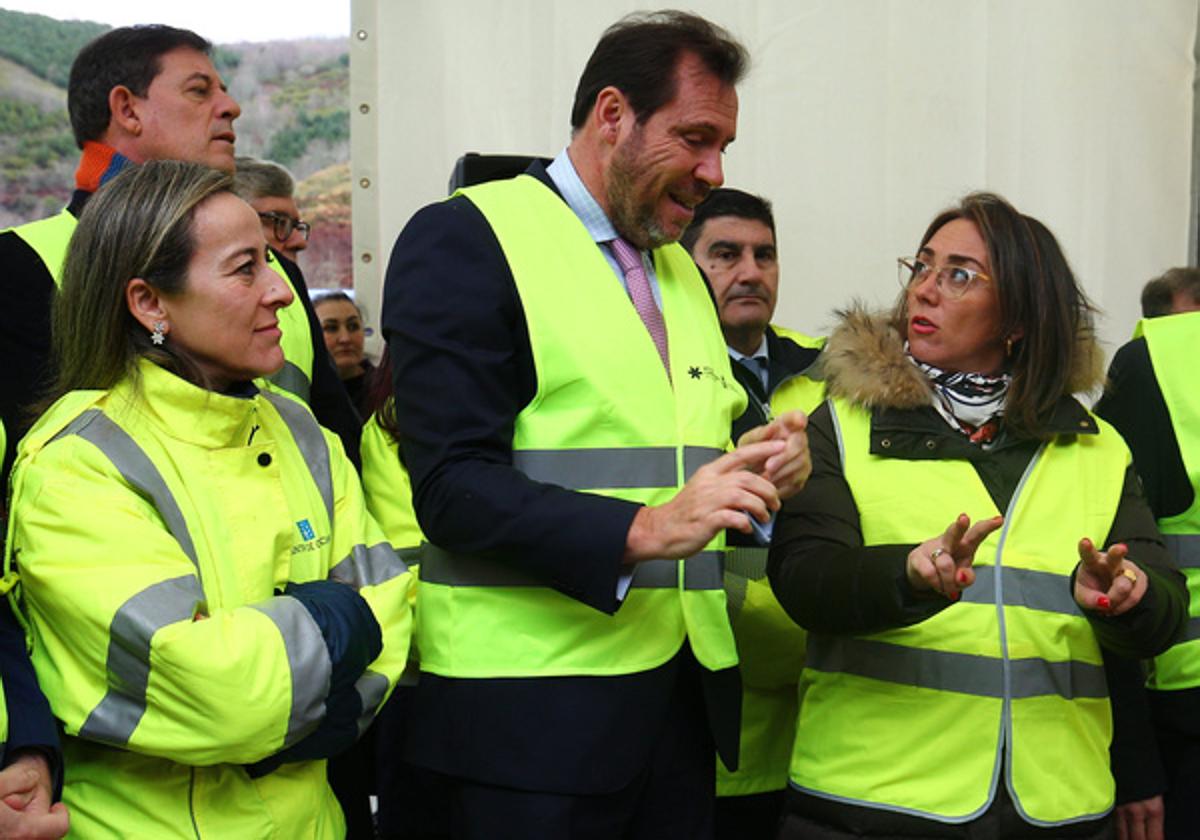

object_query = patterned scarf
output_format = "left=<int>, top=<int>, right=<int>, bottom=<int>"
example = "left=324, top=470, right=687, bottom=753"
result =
left=74, top=141, right=136, bottom=193
left=906, top=343, right=1010, bottom=446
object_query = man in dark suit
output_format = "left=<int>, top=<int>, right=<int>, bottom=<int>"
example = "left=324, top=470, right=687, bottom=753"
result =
left=382, top=10, right=810, bottom=839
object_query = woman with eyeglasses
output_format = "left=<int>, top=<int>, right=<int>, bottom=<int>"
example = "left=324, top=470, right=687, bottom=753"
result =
left=314, top=292, right=374, bottom=420
left=768, top=192, right=1186, bottom=840
left=4, top=161, right=413, bottom=839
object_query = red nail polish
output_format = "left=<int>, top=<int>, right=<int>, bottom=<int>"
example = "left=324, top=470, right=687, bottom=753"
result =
left=949, top=591, right=960, bottom=601
left=1097, top=596, right=1111, bottom=609
left=956, top=570, right=968, bottom=585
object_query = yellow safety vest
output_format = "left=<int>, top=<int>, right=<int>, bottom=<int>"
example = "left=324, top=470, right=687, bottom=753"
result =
left=1134, top=313, right=1200, bottom=689
left=789, top=397, right=1125, bottom=825
left=719, top=325, right=824, bottom=796
left=8, top=210, right=315, bottom=404
left=416, top=175, right=744, bottom=678
left=360, top=411, right=425, bottom=564
left=4, top=359, right=413, bottom=838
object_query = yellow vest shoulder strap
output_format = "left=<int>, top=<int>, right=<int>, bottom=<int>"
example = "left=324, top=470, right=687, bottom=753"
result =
left=8, top=210, right=77, bottom=287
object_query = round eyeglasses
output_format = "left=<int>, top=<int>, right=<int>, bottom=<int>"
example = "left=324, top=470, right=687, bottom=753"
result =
left=897, top=257, right=990, bottom=299
left=259, top=211, right=311, bottom=243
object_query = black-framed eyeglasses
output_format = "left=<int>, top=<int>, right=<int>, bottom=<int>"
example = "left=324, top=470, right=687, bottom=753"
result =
left=897, top=257, right=990, bottom=299
left=259, top=211, right=311, bottom=242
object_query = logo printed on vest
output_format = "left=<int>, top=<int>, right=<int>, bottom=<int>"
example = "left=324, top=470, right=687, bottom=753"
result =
left=296, top=519, right=315, bottom=540
left=687, top=365, right=737, bottom=392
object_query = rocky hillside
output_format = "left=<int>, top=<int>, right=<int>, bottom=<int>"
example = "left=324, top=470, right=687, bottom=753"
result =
left=0, top=8, right=352, bottom=289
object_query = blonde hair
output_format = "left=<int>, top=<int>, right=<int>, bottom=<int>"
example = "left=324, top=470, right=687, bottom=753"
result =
left=51, top=160, right=232, bottom=399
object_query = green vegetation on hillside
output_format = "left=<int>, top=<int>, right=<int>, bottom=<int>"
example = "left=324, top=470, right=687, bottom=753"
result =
left=0, top=8, right=107, bottom=87
left=0, top=100, right=73, bottom=170
left=0, top=9, right=351, bottom=238
left=262, top=54, right=349, bottom=166
left=266, top=109, right=348, bottom=165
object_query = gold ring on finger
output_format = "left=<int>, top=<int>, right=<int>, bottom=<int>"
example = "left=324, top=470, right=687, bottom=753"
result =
left=930, top=547, right=945, bottom=562
left=1121, top=568, right=1137, bottom=584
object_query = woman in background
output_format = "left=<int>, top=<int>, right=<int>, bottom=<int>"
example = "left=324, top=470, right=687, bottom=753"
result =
left=315, top=291, right=374, bottom=419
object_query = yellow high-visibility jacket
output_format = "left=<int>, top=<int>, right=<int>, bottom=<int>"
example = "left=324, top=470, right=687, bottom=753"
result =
left=360, top=412, right=424, bottom=563
left=5, top=360, right=414, bottom=839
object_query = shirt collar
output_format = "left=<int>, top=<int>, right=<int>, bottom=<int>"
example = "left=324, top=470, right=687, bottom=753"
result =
left=546, top=148, right=619, bottom=244
left=728, top=334, right=769, bottom=364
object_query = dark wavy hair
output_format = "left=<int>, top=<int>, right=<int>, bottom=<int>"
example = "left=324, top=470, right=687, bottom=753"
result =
left=679, top=187, right=775, bottom=254
left=570, top=10, right=747, bottom=130
left=68, top=25, right=211, bottom=148
left=893, top=192, right=1102, bottom=440
left=1140, top=267, right=1200, bottom=317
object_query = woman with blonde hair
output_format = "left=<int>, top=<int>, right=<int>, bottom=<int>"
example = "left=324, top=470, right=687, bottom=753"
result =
left=4, top=160, right=413, bottom=838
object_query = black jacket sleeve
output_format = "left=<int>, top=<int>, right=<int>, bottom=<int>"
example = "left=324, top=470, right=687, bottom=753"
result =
left=382, top=197, right=639, bottom=613
left=0, top=231, right=57, bottom=491
left=1094, top=338, right=1193, bottom=518
left=1104, top=647, right=1166, bottom=804
left=0, top=599, right=61, bottom=798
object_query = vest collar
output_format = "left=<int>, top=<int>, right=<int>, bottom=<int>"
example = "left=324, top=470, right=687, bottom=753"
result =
left=107, top=359, right=262, bottom=449
left=765, top=325, right=823, bottom=393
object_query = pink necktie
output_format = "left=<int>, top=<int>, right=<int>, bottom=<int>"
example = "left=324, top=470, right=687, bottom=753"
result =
left=609, top=237, right=670, bottom=377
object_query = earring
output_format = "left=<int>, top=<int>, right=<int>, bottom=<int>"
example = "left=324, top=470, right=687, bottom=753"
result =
left=1005, top=337, right=1014, bottom=357
left=151, top=321, right=167, bottom=346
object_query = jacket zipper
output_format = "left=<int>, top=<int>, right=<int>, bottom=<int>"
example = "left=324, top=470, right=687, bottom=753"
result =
left=188, top=767, right=201, bottom=839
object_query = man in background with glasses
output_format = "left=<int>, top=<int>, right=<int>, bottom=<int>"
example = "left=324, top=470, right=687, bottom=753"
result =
left=233, top=156, right=312, bottom=264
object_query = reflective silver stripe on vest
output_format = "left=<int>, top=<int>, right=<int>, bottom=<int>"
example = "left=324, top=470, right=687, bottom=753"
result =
left=683, top=446, right=724, bottom=480
left=329, top=542, right=409, bottom=590
left=53, top=410, right=200, bottom=572
left=267, top=361, right=311, bottom=404
left=1164, top=534, right=1200, bottom=569
left=962, top=566, right=1081, bottom=616
left=249, top=596, right=333, bottom=747
left=512, top=447, right=676, bottom=490
left=354, top=669, right=389, bottom=737
left=806, top=635, right=1108, bottom=700
left=631, top=559, right=677, bottom=588
left=1184, top=616, right=1200, bottom=643
left=684, top=551, right=723, bottom=589
left=420, top=545, right=723, bottom=590
left=726, top=546, right=769, bottom=581
left=79, top=575, right=205, bottom=746
left=724, top=547, right=768, bottom=621
left=396, top=545, right=425, bottom=566
left=262, top=391, right=333, bottom=522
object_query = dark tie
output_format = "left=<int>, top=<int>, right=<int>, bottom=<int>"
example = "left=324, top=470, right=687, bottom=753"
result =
left=609, top=237, right=670, bottom=376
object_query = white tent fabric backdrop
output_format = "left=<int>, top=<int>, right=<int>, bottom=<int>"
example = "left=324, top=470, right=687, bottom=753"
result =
left=350, top=0, right=1197, bottom=366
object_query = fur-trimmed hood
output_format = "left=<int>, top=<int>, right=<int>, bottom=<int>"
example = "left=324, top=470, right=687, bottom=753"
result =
left=821, top=306, right=933, bottom=411
left=822, top=304, right=1106, bottom=412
